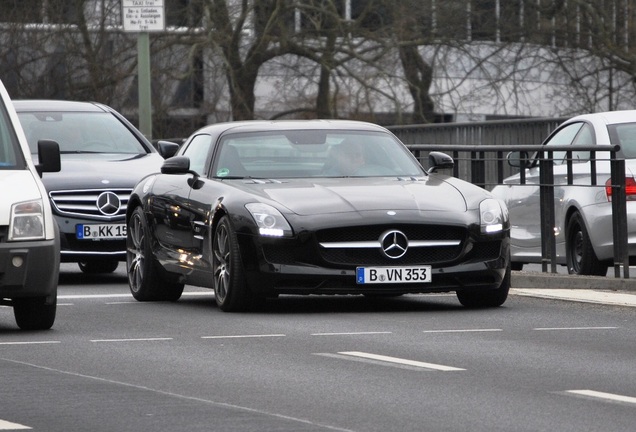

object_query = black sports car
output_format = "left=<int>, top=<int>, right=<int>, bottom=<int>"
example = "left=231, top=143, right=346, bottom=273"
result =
left=126, top=120, right=511, bottom=311
left=15, top=100, right=179, bottom=274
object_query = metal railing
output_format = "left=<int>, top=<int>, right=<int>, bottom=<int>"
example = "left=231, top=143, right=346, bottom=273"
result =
left=404, top=143, right=629, bottom=278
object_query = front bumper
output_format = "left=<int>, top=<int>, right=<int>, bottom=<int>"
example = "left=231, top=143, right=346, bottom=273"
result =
left=239, top=232, right=510, bottom=296
left=55, top=215, right=126, bottom=262
left=0, top=237, right=60, bottom=300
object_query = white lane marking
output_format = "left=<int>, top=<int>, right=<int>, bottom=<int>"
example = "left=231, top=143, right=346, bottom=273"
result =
left=0, top=358, right=354, bottom=432
left=533, top=327, right=618, bottom=331
left=0, top=419, right=30, bottom=430
left=59, top=293, right=131, bottom=299
left=0, top=341, right=60, bottom=346
left=311, top=331, right=392, bottom=336
left=566, top=390, right=636, bottom=405
left=105, top=302, right=140, bottom=305
left=338, top=351, right=465, bottom=371
left=422, top=329, right=503, bottom=333
left=90, top=338, right=173, bottom=343
left=201, top=334, right=285, bottom=339
left=58, top=291, right=212, bottom=300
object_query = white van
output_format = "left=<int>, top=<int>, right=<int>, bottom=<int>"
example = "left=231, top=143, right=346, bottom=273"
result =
left=0, top=79, right=61, bottom=330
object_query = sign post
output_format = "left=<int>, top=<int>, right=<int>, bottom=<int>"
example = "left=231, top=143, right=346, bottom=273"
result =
left=121, top=1, right=165, bottom=140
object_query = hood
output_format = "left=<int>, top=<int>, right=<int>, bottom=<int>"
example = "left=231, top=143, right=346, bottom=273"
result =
left=233, top=177, right=468, bottom=216
left=0, top=170, right=44, bottom=225
left=37, top=153, right=165, bottom=191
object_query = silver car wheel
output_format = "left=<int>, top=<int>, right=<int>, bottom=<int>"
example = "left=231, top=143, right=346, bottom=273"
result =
left=127, top=210, right=145, bottom=294
left=212, top=216, right=251, bottom=311
left=213, top=222, right=231, bottom=303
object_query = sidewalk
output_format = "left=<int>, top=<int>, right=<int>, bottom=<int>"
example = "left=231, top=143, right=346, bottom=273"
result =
left=511, top=271, right=636, bottom=307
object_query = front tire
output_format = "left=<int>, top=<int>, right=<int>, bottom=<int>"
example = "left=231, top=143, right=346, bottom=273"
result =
left=78, top=259, right=119, bottom=274
left=13, top=296, right=56, bottom=330
left=566, top=211, right=608, bottom=276
left=212, top=216, right=251, bottom=312
left=127, top=207, right=184, bottom=302
left=456, top=265, right=510, bottom=308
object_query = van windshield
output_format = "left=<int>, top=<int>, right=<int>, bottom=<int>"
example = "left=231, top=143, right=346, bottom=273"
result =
left=0, top=103, right=26, bottom=170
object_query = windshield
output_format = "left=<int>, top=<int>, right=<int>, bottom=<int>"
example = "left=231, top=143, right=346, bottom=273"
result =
left=18, top=111, right=147, bottom=155
left=0, top=103, right=25, bottom=169
left=212, top=130, right=424, bottom=178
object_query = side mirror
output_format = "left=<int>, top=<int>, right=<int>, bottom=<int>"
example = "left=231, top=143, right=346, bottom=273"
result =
left=427, top=151, right=454, bottom=173
left=156, top=140, right=180, bottom=159
left=507, top=151, right=531, bottom=168
left=35, top=139, right=61, bottom=177
left=161, top=156, right=191, bottom=175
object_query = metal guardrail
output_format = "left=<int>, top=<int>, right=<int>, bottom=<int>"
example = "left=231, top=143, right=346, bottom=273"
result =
left=404, top=143, right=629, bottom=279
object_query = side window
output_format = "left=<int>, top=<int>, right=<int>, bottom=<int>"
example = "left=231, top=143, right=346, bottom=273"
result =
left=544, top=122, right=584, bottom=165
left=612, top=124, right=636, bottom=159
left=182, top=134, right=212, bottom=175
left=570, top=124, right=594, bottom=163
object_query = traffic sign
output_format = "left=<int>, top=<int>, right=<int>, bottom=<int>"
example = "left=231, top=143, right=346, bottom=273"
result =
left=122, top=0, right=165, bottom=32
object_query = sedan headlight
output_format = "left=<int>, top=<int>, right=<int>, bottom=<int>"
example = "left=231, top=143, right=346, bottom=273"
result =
left=9, top=200, right=46, bottom=241
left=245, top=203, right=293, bottom=237
left=479, top=198, right=508, bottom=234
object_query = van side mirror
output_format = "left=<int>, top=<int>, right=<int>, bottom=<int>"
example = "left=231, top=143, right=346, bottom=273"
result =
left=35, top=139, right=61, bottom=177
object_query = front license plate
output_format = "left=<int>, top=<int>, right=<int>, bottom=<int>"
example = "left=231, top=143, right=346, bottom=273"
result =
left=356, top=266, right=432, bottom=284
left=76, top=224, right=127, bottom=240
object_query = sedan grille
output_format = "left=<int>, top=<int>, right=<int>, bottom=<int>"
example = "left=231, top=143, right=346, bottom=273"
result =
left=49, top=189, right=131, bottom=221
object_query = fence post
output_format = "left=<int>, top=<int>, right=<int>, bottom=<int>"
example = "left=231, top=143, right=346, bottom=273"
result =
left=539, top=151, right=557, bottom=273
left=610, top=156, right=629, bottom=278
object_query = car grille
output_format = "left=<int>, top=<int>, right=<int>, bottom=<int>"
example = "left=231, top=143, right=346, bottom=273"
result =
left=263, top=224, right=471, bottom=267
left=49, top=189, right=131, bottom=221
left=316, top=225, right=464, bottom=243
left=0, top=226, right=7, bottom=243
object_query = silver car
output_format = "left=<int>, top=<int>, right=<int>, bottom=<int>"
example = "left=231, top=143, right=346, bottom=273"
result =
left=491, top=110, right=636, bottom=276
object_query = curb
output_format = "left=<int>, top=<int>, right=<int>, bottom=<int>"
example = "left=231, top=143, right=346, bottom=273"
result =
left=512, top=271, right=636, bottom=292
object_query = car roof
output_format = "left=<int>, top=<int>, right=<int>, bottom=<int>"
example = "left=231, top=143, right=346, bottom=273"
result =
left=566, top=110, right=636, bottom=126
left=12, top=99, right=109, bottom=113
left=191, top=119, right=390, bottom=136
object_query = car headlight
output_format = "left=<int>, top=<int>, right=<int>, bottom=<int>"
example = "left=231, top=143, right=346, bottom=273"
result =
left=245, top=203, right=293, bottom=237
left=9, top=200, right=46, bottom=241
left=479, top=198, right=507, bottom=234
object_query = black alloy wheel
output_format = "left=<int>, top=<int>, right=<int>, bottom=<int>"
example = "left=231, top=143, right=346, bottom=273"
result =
left=456, top=264, right=510, bottom=308
left=127, top=206, right=184, bottom=301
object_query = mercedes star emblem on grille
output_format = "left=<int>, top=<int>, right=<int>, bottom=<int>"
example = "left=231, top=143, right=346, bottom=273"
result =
left=96, top=191, right=121, bottom=216
left=380, top=230, right=408, bottom=259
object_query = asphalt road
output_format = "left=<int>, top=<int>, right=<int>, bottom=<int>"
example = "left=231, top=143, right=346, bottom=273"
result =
left=1, top=263, right=635, bottom=432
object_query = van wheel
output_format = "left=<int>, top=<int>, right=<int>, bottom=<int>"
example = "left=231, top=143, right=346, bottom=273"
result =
left=13, top=296, right=56, bottom=330
left=457, top=264, right=510, bottom=308
left=566, top=212, right=608, bottom=276
left=78, top=260, right=119, bottom=274
left=127, top=206, right=184, bottom=301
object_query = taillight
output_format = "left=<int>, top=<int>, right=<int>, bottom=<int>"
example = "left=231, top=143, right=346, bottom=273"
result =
left=605, top=177, right=636, bottom=201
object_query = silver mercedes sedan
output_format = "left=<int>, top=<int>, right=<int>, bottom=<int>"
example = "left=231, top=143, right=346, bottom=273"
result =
left=491, top=110, right=636, bottom=276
